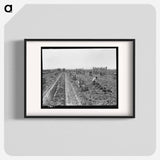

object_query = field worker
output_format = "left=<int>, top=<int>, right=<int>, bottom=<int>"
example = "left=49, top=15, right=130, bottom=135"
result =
left=77, top=80, right=82, bottom=88
left=77, top=80, right=80, bottom=87
left=92, top=76, right=98, bottom=85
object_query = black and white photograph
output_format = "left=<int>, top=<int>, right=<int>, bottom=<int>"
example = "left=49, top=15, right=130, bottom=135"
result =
left=42, top=47, right=118, bottom=108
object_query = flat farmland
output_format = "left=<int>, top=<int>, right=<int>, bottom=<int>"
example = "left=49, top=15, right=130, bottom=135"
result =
left=42, top=68, right=117, bottom=108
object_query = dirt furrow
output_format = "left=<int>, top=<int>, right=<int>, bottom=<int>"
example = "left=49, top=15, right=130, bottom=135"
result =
left=65, top=73, right=81, bottom=105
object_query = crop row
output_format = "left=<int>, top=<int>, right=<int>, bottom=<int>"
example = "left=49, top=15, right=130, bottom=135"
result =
left=42, top=73, right=65, bottom=107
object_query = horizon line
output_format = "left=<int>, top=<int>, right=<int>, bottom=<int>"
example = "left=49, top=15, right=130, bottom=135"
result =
left=43, top=68, right=116, bottom=70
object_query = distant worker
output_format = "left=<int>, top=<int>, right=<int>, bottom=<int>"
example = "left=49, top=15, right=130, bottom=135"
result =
left=77, top=79, right=82, bottom=88
left=92, top=76, right=98, bottom=85
left=77, top=80, right=81, bottom=87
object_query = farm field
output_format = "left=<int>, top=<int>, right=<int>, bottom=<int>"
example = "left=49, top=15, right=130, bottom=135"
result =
left=42, top=68, right=117, bottom=108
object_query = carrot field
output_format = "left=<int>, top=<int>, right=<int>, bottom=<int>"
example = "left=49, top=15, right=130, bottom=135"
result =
left=42, top=68, right=117, bottom=108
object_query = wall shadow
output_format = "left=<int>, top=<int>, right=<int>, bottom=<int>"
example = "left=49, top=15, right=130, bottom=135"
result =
left=11, top=40, right=24, bottom=119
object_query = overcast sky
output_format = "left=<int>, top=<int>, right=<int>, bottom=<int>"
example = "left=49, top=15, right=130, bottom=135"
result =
left=42, top=48, right=116, bottom=70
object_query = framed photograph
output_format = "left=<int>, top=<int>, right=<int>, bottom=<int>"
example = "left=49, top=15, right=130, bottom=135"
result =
left=25, top=39, right=135, bottom=118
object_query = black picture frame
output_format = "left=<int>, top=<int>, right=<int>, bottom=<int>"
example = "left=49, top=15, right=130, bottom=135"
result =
left=24, top=39, right=135, bottom=118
